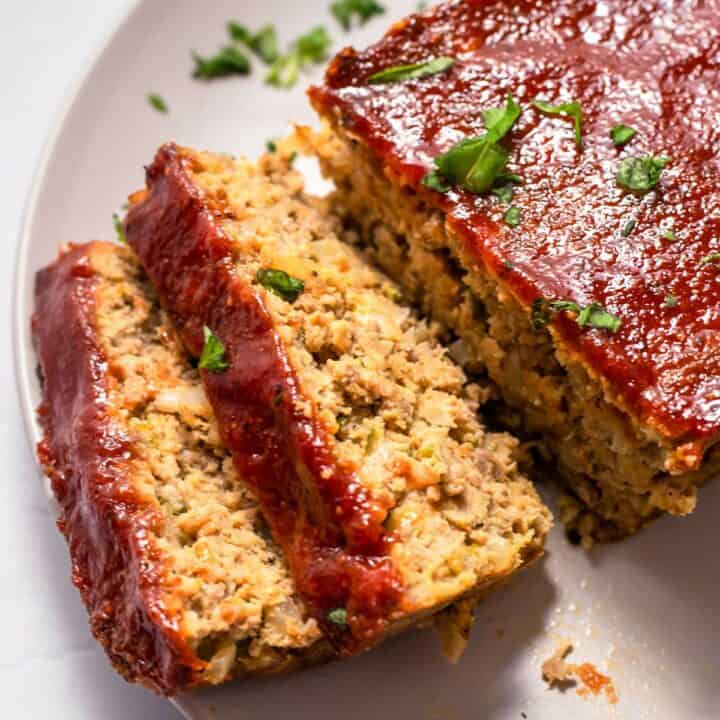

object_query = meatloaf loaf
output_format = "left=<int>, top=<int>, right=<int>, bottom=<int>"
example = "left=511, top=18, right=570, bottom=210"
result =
left=308, top=0, right=720, bottom=543
left=34, top=242, right=330, bottom=695
left=124, top=143, right=551, bottom=655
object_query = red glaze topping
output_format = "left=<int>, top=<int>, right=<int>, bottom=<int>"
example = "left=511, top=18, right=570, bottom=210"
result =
left=311, top=0, right=720, bottom=451
left=126, top=144, right=402, bottom=652
left=33, top=243, right=203, bottom=695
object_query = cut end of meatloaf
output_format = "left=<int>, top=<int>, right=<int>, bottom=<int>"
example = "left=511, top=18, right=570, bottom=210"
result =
left=303, top=123, right=720, bottom=545
left=125, top=143, right=551, bottom=652
left=33, top=241, right=329, bottom=695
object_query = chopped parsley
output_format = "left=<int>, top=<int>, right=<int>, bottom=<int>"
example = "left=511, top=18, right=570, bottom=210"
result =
left=700, top=252, right=720, bottom=266
left=266, top=27, right=331, bottom=88
left=422, top=170, right=451, bottom=193
left=368, top=56, right=455, bottom=84
left=663, top=294, right=678, bottom=308
left=228, top=23, right=280, bottom=64
left=112, top=213, right=126, bottom=244
left=192, top=46, right=251, bottom=79
left=532, top=99, right=583, bottom=147
left=662, top=228, right=677, bottom=241
left=424, top=95, right=522, bottom=195
left=532, top=299, right=622, bottom=333
left=327, top=607, right=348, bottom=626
left=266, top=139, right=278, bottom=153
left=616, top=155, right=670, bottom=193
left=331, top=0, right=385, bottom=30
left=257, top=268, right=305, bottom=302
left=621, top=219, right=636, bottom=237
left=504, top=206, right=521, bottom=227
left=199, top=326, right=229, bottom=372
left=610, top=124, right=636, bottom=147
left=147, top=93, right=169, bottom=113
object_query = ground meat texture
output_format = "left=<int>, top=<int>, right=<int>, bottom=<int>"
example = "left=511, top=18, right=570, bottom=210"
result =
left=125, top=143, right=551, bottom=653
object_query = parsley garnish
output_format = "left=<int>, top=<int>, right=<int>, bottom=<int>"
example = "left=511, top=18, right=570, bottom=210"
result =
left=621, top=219, right=636, bottom=237
left=147, top=93, right=169, bottom=113
left=368, top=56, right=455, bottom=84
left=662, top=229, right=677, bottom=241
left=266, top=139, right=278, bottom=153
left=327, top=608, right=348, bottom=626
left=331, top=0, right=385, bottom=30
left=422, top=170, right=451, bottom=193
left=112, top=214, right=126, bottom=244
left=532, top=99, right=583, bottom=147
left=532, top=299, right=621, bottom=333
left=424, top=95, right=522, bottom=194
left=228, top=23, right=280, bottom=64
left=192, top=46, right=251, bottom=79
left=257, top=268, right=305, bottom=302
left=617, top=155, right=670, bottom=193
left=700, top=252, right=720, bottom=266
left=610, top=124, right=636, bottom=147
left=266, top=27, right=331, bottom=88
left=663, top=294, right=678, bottom=308
left=504, top=206, right=521, bottom=227
left=199, top=326, right=229, bottom=372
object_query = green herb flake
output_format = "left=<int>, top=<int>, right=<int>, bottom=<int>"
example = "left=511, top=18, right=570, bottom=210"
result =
left=545, top=300, right=622, bottom=333
left=533, top=99, right=583, bottom=147
left=531, top=298, right=551, bottom=330
left=147, top=93, right=169, bottom=113
left=491, top=175, right=522, bottom=204
left=266, top=27, right=331, bottom=89
left=327, top=608, right=348, bottom=626
left=199, top=326, right=229, bottom=372
left=113, top=213, right=126, bottom=244
left=257, top=268, right=305, bottom=303
left=621, top=219, right=636, bottom=237
left=368, top=56, right=455, bottom=84
left=192, top=46, right=251, bottom=79
left=662, top=228, right=677, bottom=241
left=266, top=139, right=278, bottom=153
left=503, top=260, right=514, bottom=270
left=663, top=294, right=678, bottom=308
left=617, top=155, right=671, bottom=193
left=331, top=0, right=385, bottom=30
left=228, top=22, right=280, bottom=64
left=504, top=206, right=521, bottom=228
left=610, top=124, right=637, bottom=147
left=429, top=95, right=522, bottom=195
left=422, top=170, right=451, bottom=193
left=700, top=252, right=720, bottom=266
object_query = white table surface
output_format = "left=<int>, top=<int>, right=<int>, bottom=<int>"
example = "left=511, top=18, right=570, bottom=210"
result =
left=2, top=3, right=179, bottom=717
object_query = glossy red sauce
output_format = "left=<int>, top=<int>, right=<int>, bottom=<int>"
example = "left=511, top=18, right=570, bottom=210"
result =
left=126, top=145, right=402, bottom=652
left=311, top=0, right=720, bottom=453
left=33, top=243, right=203, bottom=695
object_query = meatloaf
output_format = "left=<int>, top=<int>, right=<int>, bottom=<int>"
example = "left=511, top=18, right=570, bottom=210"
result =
left=33, top=241, right=330, bottom=695
left=308, top=0, right=720, bottom=543
left=125, top=143, right=551, bottom=655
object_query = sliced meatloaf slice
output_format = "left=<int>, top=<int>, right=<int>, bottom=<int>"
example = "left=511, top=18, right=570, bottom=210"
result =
left=125, top=143, right=551, bottom=655
left=33, top=242, right=329, bottom=695
left=308, top=0, right=720, bottom=543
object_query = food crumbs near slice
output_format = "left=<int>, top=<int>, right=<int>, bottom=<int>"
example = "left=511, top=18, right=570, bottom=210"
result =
left=368, top=56, right=455, bottom=84
left=192, top=46, right=251, bottom=79
left=610, top=124, right=637, bottom=146
left=532, top=99, right=583, bottom=147
left=616, top=155, right=670, bottom=193
left=266, top=27, right=331, bottom=88
left=147, top=93, right=169, bottom=113
left=504, top=206, right=521, bottom=227
left=664, top=294, right=678, bottom=308
left=199, top=326, right=229, bottom=372
left=331, top=0, right=385, bottom=30
left=228, top=22, right=280, bottom=64
left=327, top=608, right=348, bottom=626
left=112, top=213, right=126, bottom=244
left=700, top=252, right=720, bottom=266
left=257, top=268, right=305, bottom=302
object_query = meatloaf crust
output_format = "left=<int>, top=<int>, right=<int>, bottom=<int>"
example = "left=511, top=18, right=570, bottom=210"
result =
left=125, top=144, right=551, bottom=653
left=309, top=0, right=720, bottom=540
left=33, top=242, right=328, bottom=695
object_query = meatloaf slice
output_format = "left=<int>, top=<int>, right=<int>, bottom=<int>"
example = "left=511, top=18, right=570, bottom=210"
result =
left=125, top=143, right=551, bottom=654
left=308, top=0, right=720, bottom=543
left=33, top=242, right=329, bottom=695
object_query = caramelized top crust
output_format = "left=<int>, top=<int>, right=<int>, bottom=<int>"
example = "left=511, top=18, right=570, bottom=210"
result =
left=33, top=243, right=204, bottom=695
left=126, top=144, right=403, bottom=653
left=310, top=0, right=720, bottom=450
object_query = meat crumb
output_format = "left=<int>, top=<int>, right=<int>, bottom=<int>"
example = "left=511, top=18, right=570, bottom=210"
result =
left=541, top=640, right=618, bottom=704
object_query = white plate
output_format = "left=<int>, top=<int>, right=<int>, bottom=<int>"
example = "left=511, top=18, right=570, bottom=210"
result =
left=13, top=2, right=720, bottom=719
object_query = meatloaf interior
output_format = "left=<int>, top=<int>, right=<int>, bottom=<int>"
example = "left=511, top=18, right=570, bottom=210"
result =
left=306, top=126, right=720, bottom=545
